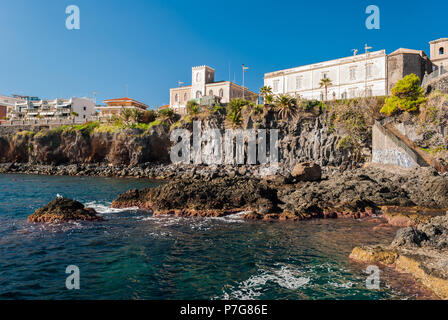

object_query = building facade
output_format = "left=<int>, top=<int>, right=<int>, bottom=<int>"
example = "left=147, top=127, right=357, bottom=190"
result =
left=264, top=50, right=388, bottom=100
left=429, top=38, right=448, bottom=70
left=170, top=66, right=258, bottom=114
left=264, top=41, right=440, bottom=100
left=11, top=97, right=95, bottom=122
left=387, top=48, right=433, bottom=94
left=0, top=95, right=26, bottom=120
left=97, top=97, right=149, bottom=118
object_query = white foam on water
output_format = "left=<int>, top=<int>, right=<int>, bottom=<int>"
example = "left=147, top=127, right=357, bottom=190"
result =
left=217, top=264, right=311, bottom=300
left=329, top=281, right=354, bottom=289
left=84, top=201, right=139, bottom=214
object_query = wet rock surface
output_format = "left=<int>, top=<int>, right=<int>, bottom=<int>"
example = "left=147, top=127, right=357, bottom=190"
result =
left=112, top=177, right=280, bottom=217
left=350, top=213, right=448, bottom=299
left=28, top=197, right=102, bottom=223
left=111, top=165, right=448, bottom=221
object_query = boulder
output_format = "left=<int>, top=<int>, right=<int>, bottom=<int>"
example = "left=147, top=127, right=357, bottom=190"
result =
left=28, top=197, right=102, bottom=223
left=291, top=162, right=321, bottom=181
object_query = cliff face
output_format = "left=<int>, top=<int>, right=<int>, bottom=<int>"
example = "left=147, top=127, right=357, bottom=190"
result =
left=0, top=110, right=371, bottom=169
left=0, top=126, right=170, bottom=166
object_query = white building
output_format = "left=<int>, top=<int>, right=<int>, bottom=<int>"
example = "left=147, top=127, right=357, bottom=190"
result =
left=170, top=65, right=258, bottom=114
left=264, top=50, right=388, bottom=100
left=12, top=97, right=95, bottom=122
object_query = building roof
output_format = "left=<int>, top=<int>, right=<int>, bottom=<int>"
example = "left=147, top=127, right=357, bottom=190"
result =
left=157, top=104, right=170, bottom=110
left=388, top=48, right=428, bottom=57
left=429, top=38, right=448, bottom=44
left=103, top=97, right=149, bottom=109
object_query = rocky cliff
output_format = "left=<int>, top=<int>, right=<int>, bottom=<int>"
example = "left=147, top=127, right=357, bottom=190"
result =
left=0, top=126, right=170, bottom=166
left=0, top=106, right=372, bottom=170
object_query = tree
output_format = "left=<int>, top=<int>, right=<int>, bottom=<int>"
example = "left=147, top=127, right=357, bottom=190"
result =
left=130, top=108, right=143, bottom=123
left=260, top=86, right=273, bottom=104
left=380, top=74, right=426, bottom=116
left=274, top=94, right=297, bottom=120
left=186, top=100, right=200, bottom=115
left=120, top=108, right=133, bottom=124
left=157, top=108, right=176, bottom=125
left=319, top=78, right=333, bottom=101
left=226, top=98, right=248, bottom=127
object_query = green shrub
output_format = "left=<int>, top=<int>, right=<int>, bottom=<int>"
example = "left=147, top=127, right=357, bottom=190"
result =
left=186, top=100, right=201, bottom=115
left=380, top=74, right=426, bottom=116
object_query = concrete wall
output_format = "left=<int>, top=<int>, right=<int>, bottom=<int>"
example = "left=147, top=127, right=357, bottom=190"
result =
left=372, top=121, right=419, bottom=169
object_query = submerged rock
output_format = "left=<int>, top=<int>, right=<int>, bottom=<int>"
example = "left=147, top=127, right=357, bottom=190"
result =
left=28, top=197, right=102, bottom=223
left=350, top=213, right=448, bottom=299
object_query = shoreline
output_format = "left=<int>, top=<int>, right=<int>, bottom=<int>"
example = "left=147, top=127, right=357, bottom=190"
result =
left=3, top=161, right=448, bottom=299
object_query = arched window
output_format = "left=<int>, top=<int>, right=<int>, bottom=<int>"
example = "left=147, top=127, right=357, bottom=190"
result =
left=209, top=90, right=214, bottom=96
left=175, top=94, right=179, bottom=102
left=440, top=47, right=445, bottom=55
left=219, top=89, right=224, bottom=98
left=196, top=72, right=201, bottom=82
left=184, top=92, right=188, bottom=101
left=196, top=91, right=202, bottom=99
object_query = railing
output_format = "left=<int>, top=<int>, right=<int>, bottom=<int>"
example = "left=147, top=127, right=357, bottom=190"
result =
left=422, top=66, right=448, bottom=87
left=2, top=118, right=83, bottom=127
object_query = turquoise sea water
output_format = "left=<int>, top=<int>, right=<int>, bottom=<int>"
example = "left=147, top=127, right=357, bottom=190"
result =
left=0, top=174, right=434, bottom=300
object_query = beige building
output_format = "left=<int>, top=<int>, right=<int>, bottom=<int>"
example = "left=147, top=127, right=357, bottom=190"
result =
left=429, top=38, right=448, bottom=69
left=97, top=97, right=149, bottom=118
left=170, top=65, right=258, bottom=114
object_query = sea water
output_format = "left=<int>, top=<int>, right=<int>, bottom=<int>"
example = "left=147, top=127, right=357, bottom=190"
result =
left=0, top=174, right=435, bottom=300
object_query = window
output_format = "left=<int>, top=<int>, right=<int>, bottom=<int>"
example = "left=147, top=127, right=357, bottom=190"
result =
left=349, top=88, right=356, bottom=98
left=175, top=94, right=179, bottom=102
left=440, top=47, right=445, bottom=55
left=322, top=72, right=328, bottom=79
left=350, top=67, right=357, bottom=80
left=196, top=91, right=202, bottom=99
left=366, top=64, right=373, bottom=78
left=366, top=87, right=373, bottom=97
left=273, top=80, right=280, bottom=92
left=209, top=90, right=214, bottom=96
left=341, top=92, right=347, bottom=99
left=196, top=72, right=201, bottom=82
left=184, top=92, right=188, bottom=101
left=219, top=89, right=224, bottom=98
left=296, top=76, right=303, bottom=89
left=83, top=106, right=86, bottom=111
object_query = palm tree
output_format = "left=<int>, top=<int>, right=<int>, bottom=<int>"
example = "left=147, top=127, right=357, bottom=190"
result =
left=130, top=108, right=143, bottom=123
left=274, top=94, right=297, bottom=120
left=260, top=86, right=273, bottom=104
left=319, top=78, right=333, bottom=101
left=120, top=107, right=133, bottom=124
left=157, top=108, right=176, bottom=125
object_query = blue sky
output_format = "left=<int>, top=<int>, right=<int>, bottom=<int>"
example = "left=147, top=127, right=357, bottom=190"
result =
left=0, top=0, right=446, bottom=109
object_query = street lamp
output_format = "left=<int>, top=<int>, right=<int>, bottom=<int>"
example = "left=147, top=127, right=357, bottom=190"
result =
left=242, top=64, right=249, bottom=100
